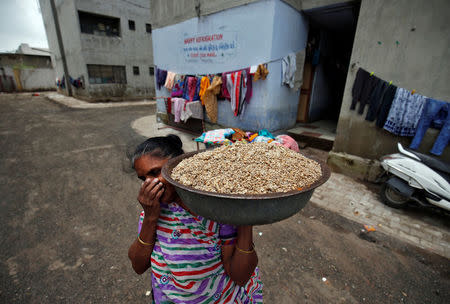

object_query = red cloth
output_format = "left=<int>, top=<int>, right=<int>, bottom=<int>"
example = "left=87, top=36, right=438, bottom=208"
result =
left=188, top=77, right=197, bottom=102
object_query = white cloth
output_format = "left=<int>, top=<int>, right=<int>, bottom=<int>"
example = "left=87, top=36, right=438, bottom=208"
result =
left=172, top=98, right=185, bottom=123
left=293, top=50, right=305, bottom=91
left=282, top=53, right=296, bottom=89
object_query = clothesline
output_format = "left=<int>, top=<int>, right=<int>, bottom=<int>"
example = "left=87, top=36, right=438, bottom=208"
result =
left=351, top=67, right=449, bottom=156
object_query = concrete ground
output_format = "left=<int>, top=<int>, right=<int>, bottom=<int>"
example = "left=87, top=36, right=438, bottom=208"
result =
left=1, top=93, right=449, bottom=303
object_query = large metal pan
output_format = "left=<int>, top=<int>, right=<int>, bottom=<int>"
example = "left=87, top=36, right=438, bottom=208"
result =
left=162, top=150, right=331, bottom=225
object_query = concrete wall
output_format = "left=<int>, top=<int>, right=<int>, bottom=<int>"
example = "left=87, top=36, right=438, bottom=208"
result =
left=0, top=54, right=55, bottom=91
left=39, top=0, right=154, bottom=100
left=333, top=0, right=450, bottom=161
left=153, top=0, right=308, bottom=131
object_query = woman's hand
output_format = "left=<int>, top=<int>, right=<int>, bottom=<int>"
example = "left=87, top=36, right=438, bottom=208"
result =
left=137, top=177, right=164, bottom=222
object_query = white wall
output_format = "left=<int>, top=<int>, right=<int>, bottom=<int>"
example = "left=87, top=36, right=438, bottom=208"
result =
left=20, top=68, right=56, bottom=90
left=153, top=0, right=308, bottom=131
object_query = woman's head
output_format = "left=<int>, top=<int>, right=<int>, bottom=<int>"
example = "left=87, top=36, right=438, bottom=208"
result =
left=132, top=134, right=184, bottom=203
left=132, top=134, right=184, bottom=167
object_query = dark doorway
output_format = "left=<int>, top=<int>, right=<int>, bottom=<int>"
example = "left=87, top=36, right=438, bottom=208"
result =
left=297, top=1, right=360, bottom=125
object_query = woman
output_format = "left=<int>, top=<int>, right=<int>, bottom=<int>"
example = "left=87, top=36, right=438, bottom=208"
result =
left=128, top=135, right=263, bottom=303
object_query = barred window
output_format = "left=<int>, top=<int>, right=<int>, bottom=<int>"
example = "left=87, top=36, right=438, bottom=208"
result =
left=133, top=66, right=140, bottom=75
left=87, top=65, right=127, bottom=84
left=129, top=20, right=135, bottom=31
left=78, top=11, right=120, bottom=37
left=146, top=23, right=152, bottom=33
left=149, top=66, right=154, bottom=76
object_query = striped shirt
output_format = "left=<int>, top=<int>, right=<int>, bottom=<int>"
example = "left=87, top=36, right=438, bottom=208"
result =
left=138, top=202, right=263, bottom=303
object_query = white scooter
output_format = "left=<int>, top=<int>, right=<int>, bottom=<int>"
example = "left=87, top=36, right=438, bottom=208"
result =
left=379, top=143, right=450, bottom=211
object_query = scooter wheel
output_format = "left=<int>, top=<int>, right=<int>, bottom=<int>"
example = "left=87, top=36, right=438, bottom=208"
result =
left=380, top=183, right=409, bottom=209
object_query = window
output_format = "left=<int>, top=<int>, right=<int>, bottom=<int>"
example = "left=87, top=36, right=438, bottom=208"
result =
left=78, top=11, right=120, bottom=37
left=133, top=66, right=140, bottom=75
left=129, top=20, right=135, bottom=31
left=146, top=23, right=152, bottom=33
left=87, top=65, right=126, bottom=84
left=149, top=66, right=154, bottom=76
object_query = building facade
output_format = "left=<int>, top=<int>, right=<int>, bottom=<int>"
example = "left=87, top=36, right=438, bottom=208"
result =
left=0, top=44, right=55, bottom=92
left=39, top=0, right=155, bottom=101
left=151, top=0, right=449, bottom=176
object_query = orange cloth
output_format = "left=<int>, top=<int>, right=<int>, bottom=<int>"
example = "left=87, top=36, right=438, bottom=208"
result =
left=203, top=76, right=222, bottom=123
left=253, top=64, right=269, bottom=81
left=231, top=128, right=246, bottom=141
left=199, top=76, right=211, bottom=105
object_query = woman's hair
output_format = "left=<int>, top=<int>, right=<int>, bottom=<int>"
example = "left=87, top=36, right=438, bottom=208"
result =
left=131, top=134, right=184, bottom=167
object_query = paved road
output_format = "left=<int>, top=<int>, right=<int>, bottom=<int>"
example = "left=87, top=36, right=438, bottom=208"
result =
left=1, top=94, right=449, bottom=303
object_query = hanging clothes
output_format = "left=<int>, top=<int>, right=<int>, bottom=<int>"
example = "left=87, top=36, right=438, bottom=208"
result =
left=226, top=72, right=242, bottom=116
left=199, top=76, right=210, bottom=105
left=376, top=85, right=398, bottom=128
left=193, top=77, right=201, bottom=101
left=172, top=98, right=185, bottom=123
left=203, top=75, right=222, bottom=123
left=253, top=64, right=269, bottom=81
left=410, top=98, right=449, bottom=156
left=156, top=68, right=167, bottom=90
left=350, top=68, right=370, bottom=110
left=182, top=100, right=203, bottom=122
left=358, top=75, right=380, bottom=114
left=383, top=88, right=427, bottom=136
left=187, top=76, right=198, bottom=102
left=282, top=53, right=296, bottom=88
left=164, top=71, right=176, bottom=90
left=171, top=75, right=185, bottom=97
left=365, top=80, right=389, bottom=122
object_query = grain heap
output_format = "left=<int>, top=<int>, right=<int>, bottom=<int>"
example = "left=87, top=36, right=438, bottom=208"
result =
left=171, top=142, right=322, bottom=194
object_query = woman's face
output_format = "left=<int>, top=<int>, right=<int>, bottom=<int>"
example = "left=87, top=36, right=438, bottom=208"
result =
left=134, top=154, right=177, bottom=203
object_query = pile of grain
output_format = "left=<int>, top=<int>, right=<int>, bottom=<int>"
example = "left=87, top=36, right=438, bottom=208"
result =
left=171, top=142, right=322, bottom=194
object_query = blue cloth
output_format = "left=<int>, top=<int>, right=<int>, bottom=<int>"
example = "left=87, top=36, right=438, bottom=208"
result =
left=383, top=88, right=427, bottom=136
left=258, top=129, right=275, bottom=139
left=410, top=98, right=450, bottom=156
left=193, top=77, right=201, bottom=101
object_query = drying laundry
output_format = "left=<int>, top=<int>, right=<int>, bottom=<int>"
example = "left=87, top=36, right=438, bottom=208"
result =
left=181, top=100, right=203, bottom=122
left=203, top=75, right=222, bottom=123
left=202, top=129, right=235, bottom=144
left=172, top=98, right=185, bottom=123
left=293, top=50, right=306, bottom=91
left=358, top=75, right=380, bottom=114
left=171, top=75, right=185, bottom=97
left=187, top=76, right=198, bottom=102
left=376, top=85, right=398, bottom=128
left=253, top=64, right=269, bottom=81
left=156, top=68, right=167, bottom=90
left=350, top=68, right=369, bottom=110
left=282, top=53, right=296, bottom=88
left=275, top=135, right=300, bottom=152
left=410, top=98, right=449, bottom=156
left=366, top=80, right=389, bottom=121
left=199, top=76, right=210, bottom=105
left=383, top=88, right=427, bottom=136
left=164, top=71, right=176, bottom=90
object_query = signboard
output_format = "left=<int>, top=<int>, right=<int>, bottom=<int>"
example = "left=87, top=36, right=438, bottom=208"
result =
left=182, top=32, right=238, bottom=64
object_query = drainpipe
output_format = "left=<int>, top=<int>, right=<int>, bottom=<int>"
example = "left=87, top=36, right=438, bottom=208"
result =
left=50, top=0, right=72, bottom=96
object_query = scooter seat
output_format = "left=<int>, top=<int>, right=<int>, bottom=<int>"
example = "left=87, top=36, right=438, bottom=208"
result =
left=407, top=149, right=450, bottom=179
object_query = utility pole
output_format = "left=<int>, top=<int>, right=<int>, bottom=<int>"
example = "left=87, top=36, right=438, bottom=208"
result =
left=50, top=0, right=72, bottom=96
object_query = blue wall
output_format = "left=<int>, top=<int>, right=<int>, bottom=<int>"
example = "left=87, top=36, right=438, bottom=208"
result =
left=153, top=0, right=308, bottom=131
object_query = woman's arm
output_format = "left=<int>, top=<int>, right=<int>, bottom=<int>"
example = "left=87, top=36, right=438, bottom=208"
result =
left=128, top=217, right=157, bottom=274
left=221, top=226, right=258, bottom=286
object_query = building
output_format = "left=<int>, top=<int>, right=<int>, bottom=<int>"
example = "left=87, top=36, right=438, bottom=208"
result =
left=0, top=43, right=55, bottom=92
left=151, top=0, right=450, bottom=177
left=39, top=0, right=155, bottom=101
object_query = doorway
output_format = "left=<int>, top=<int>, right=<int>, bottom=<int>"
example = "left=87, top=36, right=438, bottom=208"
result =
left=295, top=1, right=360, bottom=139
